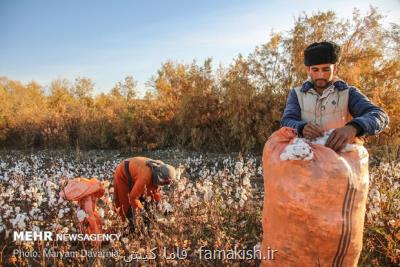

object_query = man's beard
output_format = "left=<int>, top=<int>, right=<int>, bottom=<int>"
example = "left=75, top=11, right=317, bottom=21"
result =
left=313, top=79, right=332, bottom=89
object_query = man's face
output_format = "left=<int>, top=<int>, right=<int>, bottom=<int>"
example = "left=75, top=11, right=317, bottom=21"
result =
left=307, top=63, right=336, bottom=89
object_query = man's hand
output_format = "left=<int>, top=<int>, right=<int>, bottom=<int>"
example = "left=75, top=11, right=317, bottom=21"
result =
left=325, top=125, right=357, bottom=151
left=303, top=123, right=324, bottom=139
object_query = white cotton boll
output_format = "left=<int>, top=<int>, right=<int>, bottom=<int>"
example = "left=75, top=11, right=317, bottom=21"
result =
left=370, top=189, right=381, bottom=203
left=58, top=209, right=64, bottom=219
left=4, top=208, right=12, bottom=219
left=11, top=180, right=18, bottom=187
left=18, top=220, right=26, bottom=230
left=312, top=129, right=334, bottom=146
left=195, top=182, right=203, bottom=191
left=243, top=176, right=251, bottom=188
left=280, top=138, right=314, bottom=161
left=162, top=202, right=173, bottom=213
left=257, top=166, right=263, bottom=175
left=76, top=209, right=87, bottom=222
left=29, top=209, right=34, bottom=217
left=235, top=161, right=244, bottom=175
left=48, top=196, right=57, bottom=206
left=4, top=172, right=8, bottom=181
left=235, top=191, right=240, bottom=199
left=303, top=153, right=313, bottom=161
left=11, top=214, right=26, bottom=230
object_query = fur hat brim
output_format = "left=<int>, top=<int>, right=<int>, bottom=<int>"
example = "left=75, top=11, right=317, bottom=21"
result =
left=304, top=41, right=340, bottom=66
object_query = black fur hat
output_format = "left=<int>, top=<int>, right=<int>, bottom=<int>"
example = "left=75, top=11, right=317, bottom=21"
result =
left=304, top=41, right=340, bottom=66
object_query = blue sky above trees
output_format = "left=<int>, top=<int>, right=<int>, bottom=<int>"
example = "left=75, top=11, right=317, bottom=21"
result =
left=0, top=0, right=398, bottom=95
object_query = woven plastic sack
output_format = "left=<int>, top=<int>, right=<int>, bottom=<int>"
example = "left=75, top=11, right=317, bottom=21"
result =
left=260, top=127, right=369, bottom=267
left=60, top=177, right=105, bottom=238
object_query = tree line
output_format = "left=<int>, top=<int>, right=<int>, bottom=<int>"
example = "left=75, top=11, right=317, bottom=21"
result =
left=1, top=7, right=399, bottom=156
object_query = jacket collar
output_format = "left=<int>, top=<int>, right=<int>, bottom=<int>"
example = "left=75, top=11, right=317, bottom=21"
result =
left=300, top=78, right=349, bottom=92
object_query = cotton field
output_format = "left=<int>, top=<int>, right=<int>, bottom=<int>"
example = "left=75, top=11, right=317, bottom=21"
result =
left=0, top=149, right=398, bottom=266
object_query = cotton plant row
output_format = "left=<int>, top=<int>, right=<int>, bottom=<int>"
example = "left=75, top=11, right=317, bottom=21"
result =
left=170, top=156, right=261, bottom=211
left=0, top=152, right=122, bottom=241
left=0, top=151, right=263, bottom=265
left=367, top=162, right=400, bottom=223
left=362, top=162, right=400, bottom=265
left=0, top=150, right=397, bottom=265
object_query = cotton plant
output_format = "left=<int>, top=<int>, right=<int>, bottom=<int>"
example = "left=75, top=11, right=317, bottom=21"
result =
left=161, top=201, right=173, bottom=213
left=0, top=149, right=396, bottom=265
left=76, top=208, right=87, bottom=222
left=10, top=213, right=27, bottom=230
left=174, top=155, right=257, bottom=211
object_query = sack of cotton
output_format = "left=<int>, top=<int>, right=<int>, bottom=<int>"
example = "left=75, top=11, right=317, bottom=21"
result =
left=260, top=127, right=369, bottom=267
left=60, top=177, right=105, bottom=238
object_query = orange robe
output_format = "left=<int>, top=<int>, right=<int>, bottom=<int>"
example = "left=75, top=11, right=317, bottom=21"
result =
left=113, top=157, right=161, bottom=220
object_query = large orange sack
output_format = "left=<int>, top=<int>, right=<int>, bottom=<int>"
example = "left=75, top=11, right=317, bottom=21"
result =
left=260, top=127, right=369, bottom=267
left=60, top=177, right=105, bottom=237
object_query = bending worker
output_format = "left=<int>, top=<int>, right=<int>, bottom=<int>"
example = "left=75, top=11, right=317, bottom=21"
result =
left=113, top=156, right=175, bottom=230
left=281, top=41, right=389, bottom=149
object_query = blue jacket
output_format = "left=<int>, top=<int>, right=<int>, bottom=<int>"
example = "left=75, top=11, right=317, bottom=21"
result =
left=281, top=80, right=389, bottom=136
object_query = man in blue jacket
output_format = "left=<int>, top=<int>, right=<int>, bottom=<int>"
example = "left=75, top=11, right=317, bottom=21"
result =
left=281, top=41, right=389, bottom=151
